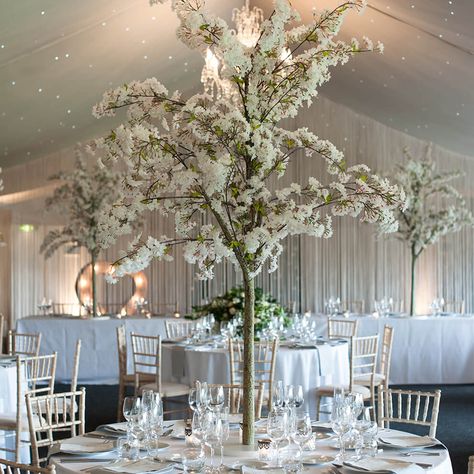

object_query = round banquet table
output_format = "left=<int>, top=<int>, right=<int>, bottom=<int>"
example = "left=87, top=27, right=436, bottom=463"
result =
left=50, top=421, right=453, bottom=474
left=313, top=313, right=474, bottom=385
left=16, top=315, right=173, bottom=384
left=162, top=342, right=350, bottom=419
left=0, top=358, right=30, bottom=463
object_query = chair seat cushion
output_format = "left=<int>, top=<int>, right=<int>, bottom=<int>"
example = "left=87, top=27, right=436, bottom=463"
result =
left=0, top=413, right=44, bottom=429
left=140, top=382, right=189, bottom=398
left=316, top=384, right=371, bottom=399
left=354, top=373, right=385, bottom=386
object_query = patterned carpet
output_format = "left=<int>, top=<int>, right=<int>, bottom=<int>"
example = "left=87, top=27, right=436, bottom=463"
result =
left=56, top=383, right=473, bottom=474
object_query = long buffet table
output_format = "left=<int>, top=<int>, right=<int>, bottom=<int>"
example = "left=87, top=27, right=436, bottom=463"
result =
left=16, top=313, right=474, bottom=385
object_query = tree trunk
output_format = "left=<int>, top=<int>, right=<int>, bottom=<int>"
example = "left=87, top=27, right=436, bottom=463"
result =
left=91, top=252, right=98, bottom=318
left=409, top=249, right=417, bottom=316
left=242, top=275, right=255, bottom=445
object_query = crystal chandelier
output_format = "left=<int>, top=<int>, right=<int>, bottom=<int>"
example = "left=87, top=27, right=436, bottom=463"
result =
left=201, top=0, right=265, bottom=100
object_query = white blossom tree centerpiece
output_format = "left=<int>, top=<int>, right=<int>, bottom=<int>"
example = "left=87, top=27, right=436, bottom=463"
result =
left=392, top=147, right=474, bottom=316
left=93, top=0, right=405, bottom=444
left=40, top=155, right=124, bottom=317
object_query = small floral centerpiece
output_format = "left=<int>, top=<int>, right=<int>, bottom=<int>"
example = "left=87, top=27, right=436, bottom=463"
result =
left=192, top=286, right=289, bottom=335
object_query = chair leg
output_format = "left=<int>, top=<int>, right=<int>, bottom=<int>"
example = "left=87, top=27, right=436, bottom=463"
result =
left=315, top=394, right=321, bottom=421
left=117, top=380, right=125, bottom=422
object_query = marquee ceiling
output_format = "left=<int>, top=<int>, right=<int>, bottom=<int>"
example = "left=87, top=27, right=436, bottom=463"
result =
left=0, top=0, right=473, bottom=168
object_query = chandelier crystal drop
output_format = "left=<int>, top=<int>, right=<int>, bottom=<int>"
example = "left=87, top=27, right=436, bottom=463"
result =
left=232, top=0, right=264, bottom=48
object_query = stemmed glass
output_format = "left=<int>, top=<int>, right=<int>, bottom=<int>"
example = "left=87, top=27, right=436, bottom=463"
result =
left=331, top=400, right=353, bottom=462
left=290, top=412, right=312, bottom=454
left=142, top=390, right=164, bottom=457
left=272, top=381, right=284, bottom=409
left=267, top=407, right=289, bottom=467
left=293, top=385, right=304, bottom=409
left=208, top=385, right=225, bottom=412
left=123, top=396, right=142, bottom=440
left=188, top=388, right=198, bottom=412
left=196, top=381, right=209, bottom=413
left=203, top=411, right=223, bottom=473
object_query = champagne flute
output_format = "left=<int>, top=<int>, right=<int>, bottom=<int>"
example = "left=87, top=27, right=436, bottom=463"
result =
left=188, top=388, right=198, bottom=412
left=272, top=380, right=284, bottom=409
left=294, top=385, right=304, bottom=409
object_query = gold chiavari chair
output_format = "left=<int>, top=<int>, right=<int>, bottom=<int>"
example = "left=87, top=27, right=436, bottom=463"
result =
left=0, top=458, right=56, bottom=474
left=130, top=333, right=189, bottom=398
left=316, top=335, right=379, bottom=420
left=377, top=388, right=441, bottom=438
left=327, top=318, right=359, bottom=339
left=26, top=389, right=86, bottom=466
left=0, top=353, right=57, bottom=462
left=165, top=320, right=196, bottom=339
left=207, top=383, right=265, bottom=419
left=8, top=331, right=41, bottom=357
left=228, top=338, right=279, bottom=411
left=468, top=456, right=474, bottom=474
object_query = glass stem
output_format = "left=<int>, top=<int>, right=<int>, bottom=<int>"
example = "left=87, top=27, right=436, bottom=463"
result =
left=340, top=435, right=346, bottom=460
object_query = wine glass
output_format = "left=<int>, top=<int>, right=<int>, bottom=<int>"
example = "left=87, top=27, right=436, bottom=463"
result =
left=272, top=381, right=284, bottom=409
left=208, top=385, right=225, bottom=412
left=284, top=385, right=295, bottom=409
left=196, top=381, right=208, bottom=413
left=188, top=388, right=198, bottom=412
left=123, top=396, right=142, bottom=437
left=331, top=401, right=353, bottom=462
left=293, top=385, right=304, bottom=409
left=267, top=408, right=289, bottom=467
left=291, top=412, right=312, bottom=451
left=203, top=412, right=223, bottom=473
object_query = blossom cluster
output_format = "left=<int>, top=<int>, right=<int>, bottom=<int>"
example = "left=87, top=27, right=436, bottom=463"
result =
left=40, top=153, right=124, bottom=259
left=393, top=146, right=474, bottom=257
left=93, top=0, right=405, bottom=281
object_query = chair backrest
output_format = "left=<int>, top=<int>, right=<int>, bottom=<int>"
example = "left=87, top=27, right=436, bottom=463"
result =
left=444, top=300, right=465, bottom=314
left=130, top=333, right=161, bottom=392
left=390, top=299, right=404, bottom=313
left=26, top=388, right=86, bottom=466
left=207, top=383, right=265, bottom=419
left=0, top=458, right=56, bottom=474
left=70, top=339, right=82, bottom=392
left=165, top=320, right=195, bottom=339
left=379, top=325, right=394, bottom=384
left=8, top=330, right=41, bottom=357
left=378, top=388, right=441, bottom=438
left=342, top=300, right=365, bottom=314
left=21, top=353, right=57, bottom=397
left=350, top=335, right=378, bottom=390
left=228, top=338, right=278, bottom=410
left=328, top=318, right=359, bottom=339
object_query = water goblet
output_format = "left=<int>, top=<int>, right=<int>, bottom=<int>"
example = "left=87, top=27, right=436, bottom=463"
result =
left=182, top=447, right=205, bottom=473
left=208, top=385, right=225, bottom=412
left=267, top=407, right=289, bottom=467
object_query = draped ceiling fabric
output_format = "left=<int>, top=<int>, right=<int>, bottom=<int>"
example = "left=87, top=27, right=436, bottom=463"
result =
left=1, top=0, right=474, bottom=321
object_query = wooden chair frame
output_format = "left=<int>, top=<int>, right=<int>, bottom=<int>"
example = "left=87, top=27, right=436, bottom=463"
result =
left=327, top=318, right=359, bottom=339
left=165, top=320, right=195, bottom=339
left=26, top=389, right=86, bottom=466
left=0, top=458, right=56, bottom=474
left=228, top=338, right=279, bottom=411
left=116, top=325, right=135, bottom=421
left=377, top=387, right=441, bottom=438
left=444, top=300, right=465, bottom=314
left=342, top=300, right=365, bottom=314
left=0, top=313, right=4, bottom=354
left=130, top=332, right=162, bottom=395
left=207, top=383, right=265, bottom=419
left=0, top=353, right=57, bottom=462
left=8, top=331, right=41, bottom=358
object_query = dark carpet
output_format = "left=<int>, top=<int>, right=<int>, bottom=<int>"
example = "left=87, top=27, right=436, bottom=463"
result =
left=56, top=383, right=473, bottom=474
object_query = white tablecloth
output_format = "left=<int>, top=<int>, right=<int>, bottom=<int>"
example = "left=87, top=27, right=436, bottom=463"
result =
left=50, top=422, right=453, bottom=474
left=162, top=342, right=349, bottom=418
left=0, top=361, right=30, bottom=462
left=313, top=314, right=474, bottom=385
left=16, top=316, right=173, bottom=384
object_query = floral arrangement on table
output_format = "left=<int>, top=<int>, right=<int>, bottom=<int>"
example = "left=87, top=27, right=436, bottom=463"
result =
left=392, top=146, right=474, bottom=315
left=92, top=0, right=405, bottom=444
left=191, top=286, right=289, bottom=335
left=40, top=153, right=124, bottom=317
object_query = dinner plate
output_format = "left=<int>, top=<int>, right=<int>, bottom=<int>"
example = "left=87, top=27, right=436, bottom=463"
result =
left=312, top=430, right=332, bottom=440
left=224, top=460, right=269, bottom=470
left=378, top=435, right=439, bottom=449
left=59, top=441, right=116, bottom=455
left=302, top=454, right=335, bottom=466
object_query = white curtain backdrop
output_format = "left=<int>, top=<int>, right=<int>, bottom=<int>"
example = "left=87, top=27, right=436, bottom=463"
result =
left=9, top=95, right=474, bottom=322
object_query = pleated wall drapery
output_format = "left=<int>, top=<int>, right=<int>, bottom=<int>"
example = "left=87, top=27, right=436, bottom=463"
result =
left=9, top=95, right=474, bottom=322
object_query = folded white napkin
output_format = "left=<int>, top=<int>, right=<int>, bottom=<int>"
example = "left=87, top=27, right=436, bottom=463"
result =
left=240, top=467, right=277, bottom=474
left=343, top=458, right=425, bottom=474
left=98, top=459, right=174, bottom=474
left=379, top=435, right=438, bottom=448
left=59, top=436, right=115, bottom=454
